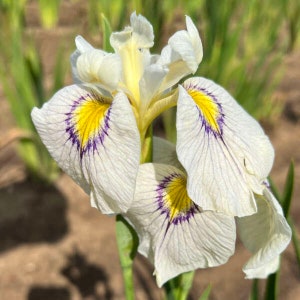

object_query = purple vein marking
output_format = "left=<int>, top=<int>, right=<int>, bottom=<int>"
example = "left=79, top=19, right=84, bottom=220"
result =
left=155, top=173, right=200, bottom=233
left=64, top=93, right=111, bottom=159
left=184, top=82, right=225, bottom=138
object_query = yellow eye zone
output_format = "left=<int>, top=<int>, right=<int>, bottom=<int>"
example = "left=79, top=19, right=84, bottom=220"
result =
left=74, top=98, right=110, bottom=148
left=188, top=89, right=220, bottom=133
left=164, top=176, right=193, bottom=222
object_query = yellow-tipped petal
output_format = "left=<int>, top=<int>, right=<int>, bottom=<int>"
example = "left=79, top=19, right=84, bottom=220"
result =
left=177, top=77, right=275, bottom=217
left=32, top=85, right=140, bottom=214
left=125, top=163, right=236, bottom=287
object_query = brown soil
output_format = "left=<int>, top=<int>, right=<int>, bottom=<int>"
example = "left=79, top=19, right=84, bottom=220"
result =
left=0, top=1, right=299, bottom=299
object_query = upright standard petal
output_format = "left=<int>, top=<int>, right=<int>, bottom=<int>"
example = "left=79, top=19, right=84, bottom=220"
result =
left=157, top=16, right=203, bottom=92
left=74, top=35, right=94, bottom=53
left=76, top=50, right=121, bottom=91
left=110, top=12, right=154, bottom=103
left=125, top=163, right=236, bottom=287
left=70, top=36, right=95, bottom=84
left=168, top=16, right=203, bottom=73
left=176, top=77, right=275, bottom=217
left=237, top=188, right=291, bottom=278
left=31, top=85, right=140, bottom=214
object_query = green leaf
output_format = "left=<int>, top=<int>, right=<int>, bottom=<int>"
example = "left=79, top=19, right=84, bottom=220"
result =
left=177, top=271, right=195, bottom=300
left=101, top=13, right=114, bottom=52
left=268, top=177, right=281, bottom=203
left=163, top=272, right=195, bottom=300
left=249, top=279, right=259, bottom=300
left=264, top=271, right=279, bottom=300
left=116, top=215, right=138, bottom=300
left=282, top=161, right=295, bottom=217
left=288, top=217, right=300, bottom=273
left=199, top=284, right=212, bottom=300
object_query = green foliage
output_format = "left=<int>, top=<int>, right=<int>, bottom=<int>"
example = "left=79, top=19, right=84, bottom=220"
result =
left=0, top=3, right=67, bottom=181
left=101, top=13, right=114, bottom=52
left=163, top=271, right=195, bottom=300
left=199, top=284, right=212, bottom=300
left=115, top=215, right=138, bottom=300
left=192, top=0, right=285, bottom=120
left=250, top=279, right=259, bottom=300
left=263, top=161, right=298, bottom=300
left=38, top=0, right=61, bottom=28
left=88, top=0, right=127, bottom=32
left=281, top=161, right=295, bottom=217
left=281, top=0, right=300, bottom=52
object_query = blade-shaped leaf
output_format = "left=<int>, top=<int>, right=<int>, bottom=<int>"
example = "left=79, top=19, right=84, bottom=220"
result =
left=282, top=161, right=295, bottom=217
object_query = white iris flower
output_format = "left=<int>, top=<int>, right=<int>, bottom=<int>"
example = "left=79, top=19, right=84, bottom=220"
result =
left=31, top=11, right=291, bottom=286
left=32, top=12, right=277, bottom=221
left=124, top=138, right=291, bottom=287
left=31, top=13, right=202, bottom=214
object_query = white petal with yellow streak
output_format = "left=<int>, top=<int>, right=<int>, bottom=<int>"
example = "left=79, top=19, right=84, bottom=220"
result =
left=125, top=163, right=236, bottom=287
left=31, top=85, right=140, bottom=214
left=176, top=77, right=274, bottom=217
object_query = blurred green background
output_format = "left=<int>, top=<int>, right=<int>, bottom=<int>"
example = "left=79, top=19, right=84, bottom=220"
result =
left=0, top=0, right=299, bottom=181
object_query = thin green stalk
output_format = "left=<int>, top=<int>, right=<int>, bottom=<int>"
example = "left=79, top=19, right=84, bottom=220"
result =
left=115, top=125, right=153, bottom=299
left=281, top=161, right=294, bottom=217
left=116, top=215, right=138, bottom=300
left=288, top=217, right=300, bottom=272
left=264, top=270, right=279, bottom=300
left=163, top=271, right=195, bottom=300
left=264, top=161, right=295, bottom=300
left=249, top=279, right=259, bottom=300
left=199, top=284, right=212, bottom=300
left=176, top=271, right=195, bottom=300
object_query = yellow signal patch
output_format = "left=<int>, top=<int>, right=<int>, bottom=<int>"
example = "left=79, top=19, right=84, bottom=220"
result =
left=74, top=98, right=110, bottom=148
left=188, top=89, right=220, bottom=133
left=164, top=176, right=193, bottom=222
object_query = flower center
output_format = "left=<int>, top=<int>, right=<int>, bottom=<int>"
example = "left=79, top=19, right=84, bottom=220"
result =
left=119, top=41, right=144, bottom=107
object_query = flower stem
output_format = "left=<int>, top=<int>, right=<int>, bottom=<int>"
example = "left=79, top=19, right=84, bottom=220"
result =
left=115, top=125, right=153, bottom=299
left=164, top=271, right=195, bottom=300
left=116, top=215, right=138, bottom=300
left=141, top=125, right=153, bottom=163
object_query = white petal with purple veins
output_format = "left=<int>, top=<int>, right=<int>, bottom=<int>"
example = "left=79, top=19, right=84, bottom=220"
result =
left=32, top=85, right=140, bottom=214
left=177, top=77, right=274, bottom=217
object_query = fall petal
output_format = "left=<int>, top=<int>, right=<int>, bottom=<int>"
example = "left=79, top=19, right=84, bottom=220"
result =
left=32, top=85, right=140, bottom=213
left=176, top=77, right=274, bottom=217
left=237, top=188, right=291, bottom=278
left=125, top=163, right=236, bottom=287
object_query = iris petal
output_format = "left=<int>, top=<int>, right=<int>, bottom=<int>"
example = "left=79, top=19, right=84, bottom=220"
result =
left=157, top=16, right=203, bottom=92
left=75, top=50, right=121, bottom=92
left=177, top=77, right=275, bottom=217
left=125, top=163, right=236, bottom=287
left=237, top=187, right=291, bottom=278
left=32, top=85, right=140, bottom=213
